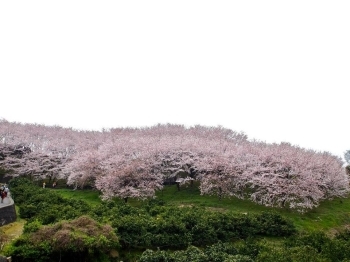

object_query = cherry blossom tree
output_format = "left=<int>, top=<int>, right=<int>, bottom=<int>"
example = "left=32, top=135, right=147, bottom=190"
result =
left=95, top=158, right=164, bottom=202
left=0, top=119, right=106, bottom=182
left=1, top=119, right=348, bottom=211
left=0, top=144, right=67, bottom=182
left=65, top=149, right=102, bottom=189
left=196, top=141, right=348, bottom=211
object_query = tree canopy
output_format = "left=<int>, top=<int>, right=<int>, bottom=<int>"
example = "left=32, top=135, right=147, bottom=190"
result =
left=1, top=119, right=348, bottom=211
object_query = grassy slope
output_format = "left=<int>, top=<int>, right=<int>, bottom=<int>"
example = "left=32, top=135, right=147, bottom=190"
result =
left=52, top=188, right=102, bottom=207
left=53, top=184, right=350, bottom=233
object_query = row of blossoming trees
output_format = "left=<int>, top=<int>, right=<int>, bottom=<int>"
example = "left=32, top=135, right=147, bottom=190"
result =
left=0, top=119, right=348, bottom=211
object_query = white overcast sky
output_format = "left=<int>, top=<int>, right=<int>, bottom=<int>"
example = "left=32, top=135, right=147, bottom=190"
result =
left=0, top=1, right=349, bottom=159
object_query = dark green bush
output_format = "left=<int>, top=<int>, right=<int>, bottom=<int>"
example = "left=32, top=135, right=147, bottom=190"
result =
left=23, top=220, right=42, bottom=234
left=10, top=177, right=93, bottom=224
left=4, top=236, right=52, bottom=262
left=109, top=206, right=295, bottom=249
left=139, top=243, right=252, bottom=262
left=285, top=231, right=330, bottom=253
left=19, top=204, right=39, bottom=219
left=112, top=215, right=152, bottom=248
left=254, top=211, right=296, bottom=236
left=236, top=238, right=261, bottom=259
left=204, top=241, right=238, bottom=262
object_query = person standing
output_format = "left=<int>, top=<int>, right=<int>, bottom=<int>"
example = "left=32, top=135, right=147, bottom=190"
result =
left=0, top=190, right=5, bottom=203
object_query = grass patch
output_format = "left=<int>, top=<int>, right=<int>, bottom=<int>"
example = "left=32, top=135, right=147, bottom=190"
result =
left=1, top=218, right=26, bottom=254
left=156, top=183, right=271, bottom=213
left=1, top=220, right=25, bottom=241
left=53, top=188, right=102, bottom=207
left=153, top=184, right=350, bottom=232
left=278, top=196, right=350, bottom=232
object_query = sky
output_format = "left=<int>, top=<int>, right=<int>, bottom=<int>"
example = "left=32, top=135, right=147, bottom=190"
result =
left=0, top=1, right=349, bottom=159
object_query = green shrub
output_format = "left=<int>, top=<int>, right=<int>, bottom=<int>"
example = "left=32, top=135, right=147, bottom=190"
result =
left=23, top=220, right=42, bottom=234
left=5, top=216, right=119, bottom=262
left=254, top=211, right=296, bottom=236
left=10, top=177, right=94, bottom=224
left=139, top=243, right=253, bottom=262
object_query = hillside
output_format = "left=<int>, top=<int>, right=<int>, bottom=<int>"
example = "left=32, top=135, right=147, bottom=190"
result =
left=3, top=179, right=350, bottom=261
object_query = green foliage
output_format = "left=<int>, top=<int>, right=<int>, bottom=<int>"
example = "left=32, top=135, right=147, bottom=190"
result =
left=256, top=245, right=327, bottom=262
left=154, top=184, right=350, bottom=232
left=204, top=241, right=238, bottom=262
left=3, top=235, right=53, bottom=262
left=286, top=231, right=330, bottom=253
left=110, top=204, right=295, bottom=249
left=10, top=177, right=93, bottom=224
left=23, top=219, right=42, bottom=234
left=236, top=239, right=261, bottom=259
left=19, top=203, right=39, bottom=219
left=54, top=184, right=350, bottom=232
left=334, top=228, right=350, bottom=241
left=139, top=249, right=171, bottom=262
left=281, top=230, right=350, bottom=262
left=15, top=178, right=350, bottom=262
left=54, top=188, right=102, bottom=206
left=8, top=176, right=33, bottom=188
left=10, top=178, right=296, bottom=252
left=5, top=216, right=119, bottom=262
left=139, top=243, right=253, bottom=262
left=113, top=214, right=153, bottom=248
left=0, top=229, right=9, bottom=253
left=254, top=211, right=296, bottom=236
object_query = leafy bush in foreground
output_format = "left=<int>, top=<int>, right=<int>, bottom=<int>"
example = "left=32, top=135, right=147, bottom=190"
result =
left=10, top=177, right=91, bottom=224
left=110, top=205, right=296, bottom=248
left=140, top=234, right=350, bottom=262
left=4, top=216, right=119, bottom=262
left=8, top=177, right=298, bottom=261
left=139, top=243, right=253, bottom=262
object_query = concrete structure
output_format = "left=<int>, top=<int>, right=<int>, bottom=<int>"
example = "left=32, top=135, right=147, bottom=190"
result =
left=0, top=196, right=16, bottom=226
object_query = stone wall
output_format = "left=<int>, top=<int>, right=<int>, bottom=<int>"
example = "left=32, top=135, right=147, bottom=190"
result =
left=0, top=199, right=16, bottom=226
